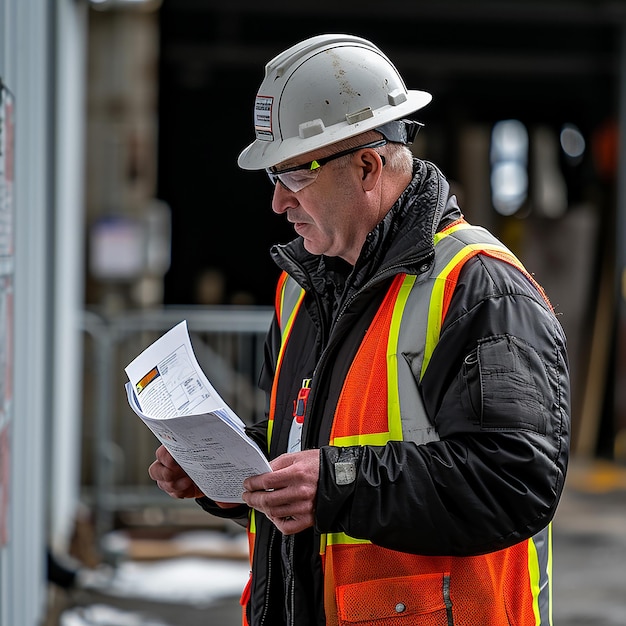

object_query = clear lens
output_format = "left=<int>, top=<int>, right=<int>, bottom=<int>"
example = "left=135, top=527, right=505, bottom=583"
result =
left=266, top=138, right=386, bottom=193
left=279, top=169, right=320, bottom=192
left=267, top=167, right=320, bottom=193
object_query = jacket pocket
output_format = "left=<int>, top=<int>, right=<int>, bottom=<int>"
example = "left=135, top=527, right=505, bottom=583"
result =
left=336, top=573, right=453, bottom=625
left=461, top=334, right=548, bottom=434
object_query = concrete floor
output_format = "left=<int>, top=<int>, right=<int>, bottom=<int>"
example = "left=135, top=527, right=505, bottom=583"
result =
left=50, top=459, right=626, bottom=626
left=551, top=459, right=626, bottom=626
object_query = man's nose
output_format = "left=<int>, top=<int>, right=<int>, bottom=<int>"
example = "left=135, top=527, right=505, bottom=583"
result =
left=271, top=182, right=295, bottom=214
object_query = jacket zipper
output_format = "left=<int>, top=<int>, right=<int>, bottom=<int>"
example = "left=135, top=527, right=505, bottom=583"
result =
left=288, top=534, right=296, bottom=626
left=258, top=526, right=277, bottom=626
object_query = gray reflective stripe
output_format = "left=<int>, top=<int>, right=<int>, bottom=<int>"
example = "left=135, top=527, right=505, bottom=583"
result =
left=395, top=224, right=508, bottom=444
left=279, top=276, right=305, bottom=334
left=394, top=272, right=440, bottom=444
left=531, top=524, right=553, bottom=625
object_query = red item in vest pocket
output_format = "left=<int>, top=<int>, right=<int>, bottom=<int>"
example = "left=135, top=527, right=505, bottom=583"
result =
left=292, top=382, right=311, bottom=421
left=289, top=380, right=311, bottom=452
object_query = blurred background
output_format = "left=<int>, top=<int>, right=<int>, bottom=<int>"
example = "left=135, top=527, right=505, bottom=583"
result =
left=1, top=0, right=626, bottom=624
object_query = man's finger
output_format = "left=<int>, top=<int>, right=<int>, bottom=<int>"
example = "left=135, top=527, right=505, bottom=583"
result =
left=155, top=445, right=180, bottom=468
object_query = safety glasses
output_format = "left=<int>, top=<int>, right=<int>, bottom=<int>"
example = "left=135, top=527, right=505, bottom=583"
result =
left=266, top=139, right=387, bottom=193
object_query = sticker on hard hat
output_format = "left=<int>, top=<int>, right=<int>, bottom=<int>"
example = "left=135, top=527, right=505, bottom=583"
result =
left=254, top=95, right=274, bottom=141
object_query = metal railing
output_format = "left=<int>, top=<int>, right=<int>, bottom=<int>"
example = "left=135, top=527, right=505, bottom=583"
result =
left=80, top=306, right=273, bottom=540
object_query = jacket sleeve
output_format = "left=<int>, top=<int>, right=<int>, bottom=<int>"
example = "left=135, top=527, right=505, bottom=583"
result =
left=315, top=255, right=571, bottom=556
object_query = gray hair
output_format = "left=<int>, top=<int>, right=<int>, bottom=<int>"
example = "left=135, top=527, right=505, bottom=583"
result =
left=331, top=130, right=413, bottom=176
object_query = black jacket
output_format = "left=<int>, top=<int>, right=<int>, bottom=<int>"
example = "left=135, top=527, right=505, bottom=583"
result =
left=198, top=159, right=571, bottom=626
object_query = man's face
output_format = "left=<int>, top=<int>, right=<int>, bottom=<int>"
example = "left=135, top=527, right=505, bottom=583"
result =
left=270, top=149, right=378, bottom=265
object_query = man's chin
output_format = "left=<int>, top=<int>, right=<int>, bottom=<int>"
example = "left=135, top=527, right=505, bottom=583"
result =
left=302, top=240, right=317, bottom=254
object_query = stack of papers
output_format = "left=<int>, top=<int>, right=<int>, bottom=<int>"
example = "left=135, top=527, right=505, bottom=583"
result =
left=125, top=320, right=271, bottom=503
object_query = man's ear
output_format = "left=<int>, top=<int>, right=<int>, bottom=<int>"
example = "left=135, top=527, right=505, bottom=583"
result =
left=358, top=149, right=384, bottom=191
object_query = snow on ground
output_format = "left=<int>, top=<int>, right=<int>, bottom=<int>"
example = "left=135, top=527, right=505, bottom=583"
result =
left=105, top=556, right=249, bottom=606
left=57, top=527, right=250, bottom=625
left=59, top=555, right=250, bottom=625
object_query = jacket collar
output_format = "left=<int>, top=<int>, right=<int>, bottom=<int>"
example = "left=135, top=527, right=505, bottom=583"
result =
left=271, top=158, right=457, bottom=293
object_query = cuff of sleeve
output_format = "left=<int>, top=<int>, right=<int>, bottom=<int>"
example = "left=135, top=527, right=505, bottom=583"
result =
left=195, top=497, right=249, bottom=526
left=316, top=446, right=362, bottom=532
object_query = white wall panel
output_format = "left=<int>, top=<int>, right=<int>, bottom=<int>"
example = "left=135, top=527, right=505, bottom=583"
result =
left=0, top=1, right=87, bottom=624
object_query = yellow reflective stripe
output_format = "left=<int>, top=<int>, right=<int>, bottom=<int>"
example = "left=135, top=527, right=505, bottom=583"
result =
left=433, top=220, right=476, bottom=244
left=269, top=283, right=305, bottom=446
left=249, top=508, right=256, bottom=534
left=387, top=275, right=416, bottom=441
left=527, top=523, right=554, bottom=625
left=325, top=532, right=371, bottom=547
left=420, top=242, right=518, bottom=380
left=547, top=523, right=554, bottom=626
left=332, top=432, right=394, bottom=446
left=528, top=535, right=542, bottom=625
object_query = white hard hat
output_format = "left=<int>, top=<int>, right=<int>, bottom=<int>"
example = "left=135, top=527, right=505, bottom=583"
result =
left=237, top=34, right=432, bottom=170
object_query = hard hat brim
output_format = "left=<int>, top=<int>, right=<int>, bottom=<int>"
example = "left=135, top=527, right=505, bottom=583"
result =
left=237, top=89, right=432, bottom=171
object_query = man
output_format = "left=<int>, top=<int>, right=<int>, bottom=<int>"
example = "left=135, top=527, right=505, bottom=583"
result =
left=149, top=34, right=570, bottom=625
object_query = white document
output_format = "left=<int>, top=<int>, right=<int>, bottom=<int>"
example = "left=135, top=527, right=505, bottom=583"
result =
left=125, top=320, right=271, bottom=503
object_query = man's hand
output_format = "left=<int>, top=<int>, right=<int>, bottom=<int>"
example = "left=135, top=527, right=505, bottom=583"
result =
left=242, top=449, right=320, bottom=534
left=148, top=445, right=205, bottom=499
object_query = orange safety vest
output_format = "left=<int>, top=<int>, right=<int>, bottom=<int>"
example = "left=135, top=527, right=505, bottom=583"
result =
left=247, top=219, right=554, bottom=626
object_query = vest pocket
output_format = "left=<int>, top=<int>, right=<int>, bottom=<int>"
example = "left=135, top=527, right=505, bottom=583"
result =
left=336, top=572, right=453, bottom=625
